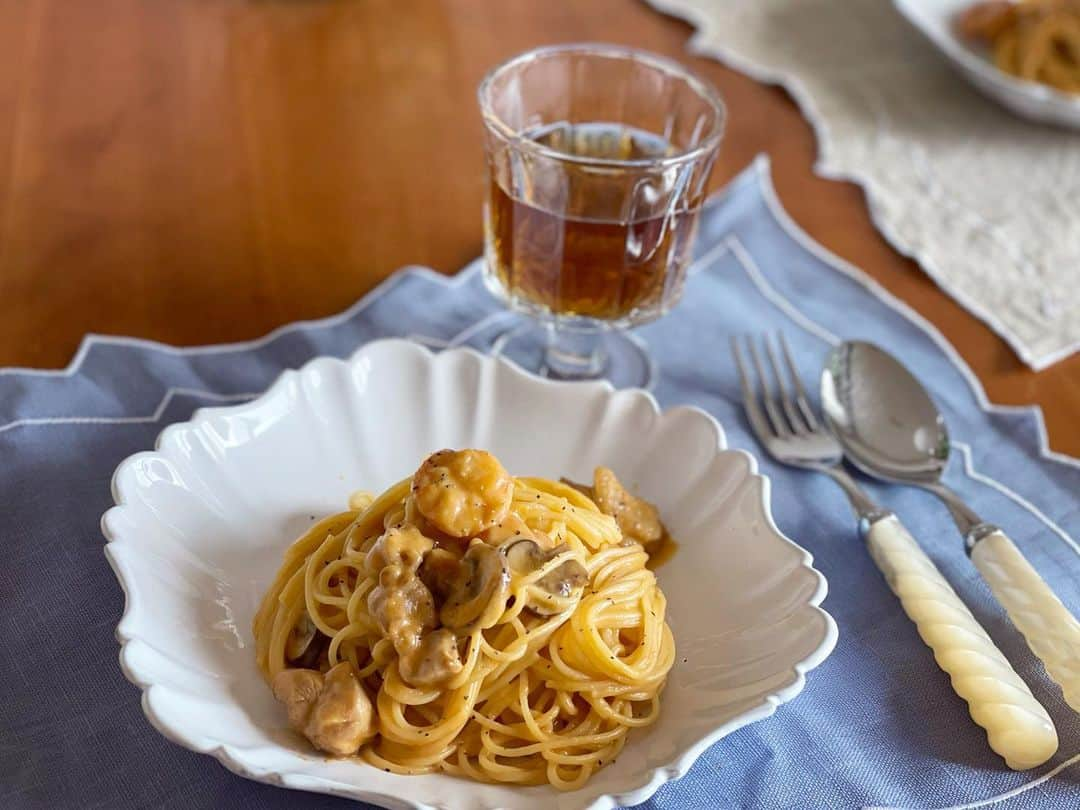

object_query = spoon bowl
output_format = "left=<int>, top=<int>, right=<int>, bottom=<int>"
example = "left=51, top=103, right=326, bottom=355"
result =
left=820, top=342, right=948, bottom=485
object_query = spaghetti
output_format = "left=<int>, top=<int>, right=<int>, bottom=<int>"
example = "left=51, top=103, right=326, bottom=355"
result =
left=253, top=449, right=674, bottom=790
left=957, top=0, right=1080, bottom=93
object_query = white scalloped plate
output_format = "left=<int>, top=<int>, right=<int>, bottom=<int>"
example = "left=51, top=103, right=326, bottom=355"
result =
left=894, top=0, right=1080, bottom=130
left=101, top=339, right=837, bottom=810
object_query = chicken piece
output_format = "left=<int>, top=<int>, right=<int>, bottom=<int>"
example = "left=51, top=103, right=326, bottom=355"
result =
left=364, top=525, right=435, bottom=576
left=303, top=662, right=376, bottom=755
left=367, top=567, right=437, bottom=651
left=398, top=628, right=464, bottom=687
left=592, top=466, right=665, bottom=552
left=272, top=663, right=375, bottom=755
left=411, top=449, right=514, bottom=538
left=273, top=668, right=324, bottom=731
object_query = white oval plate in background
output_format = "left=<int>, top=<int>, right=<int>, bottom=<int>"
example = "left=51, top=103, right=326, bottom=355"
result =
left=894, top=0, right=1080, bottom=130
left=101, top=338, right=837, bottom=810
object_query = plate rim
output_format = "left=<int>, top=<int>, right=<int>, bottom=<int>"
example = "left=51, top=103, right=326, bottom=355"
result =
left=101, top=337, right=839, bottom=810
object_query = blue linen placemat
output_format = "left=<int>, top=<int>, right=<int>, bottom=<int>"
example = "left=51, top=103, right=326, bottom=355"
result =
left=1, top=157, right=1077, bottom=810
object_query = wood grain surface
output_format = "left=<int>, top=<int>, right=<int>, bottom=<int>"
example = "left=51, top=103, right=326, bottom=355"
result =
left=0, top=0, right=1075, bottom=454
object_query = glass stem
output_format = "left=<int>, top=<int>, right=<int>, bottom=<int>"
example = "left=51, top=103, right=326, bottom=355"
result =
left=543, top=324, right=607, bottom=380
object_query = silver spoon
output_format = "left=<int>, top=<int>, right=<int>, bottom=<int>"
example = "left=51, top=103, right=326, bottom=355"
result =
left=821, top=340, right=1080, bottom=713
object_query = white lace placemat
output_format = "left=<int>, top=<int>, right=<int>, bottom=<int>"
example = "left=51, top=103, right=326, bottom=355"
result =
left=645, top=0, right=1080, bottom=370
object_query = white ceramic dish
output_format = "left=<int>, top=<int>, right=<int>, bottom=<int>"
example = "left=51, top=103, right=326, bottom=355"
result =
left=894, top=0, right=1080, bottom=129
left=102, top=339, right=837, bottom=810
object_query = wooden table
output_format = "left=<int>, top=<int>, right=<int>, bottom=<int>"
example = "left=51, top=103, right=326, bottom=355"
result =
left=1, top=0, right=1076, bottom=454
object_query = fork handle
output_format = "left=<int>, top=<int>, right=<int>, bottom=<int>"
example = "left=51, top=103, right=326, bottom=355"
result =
left=970, top=529, right=1080, bottom=712
left=865, top=514, right=1057, bottom=770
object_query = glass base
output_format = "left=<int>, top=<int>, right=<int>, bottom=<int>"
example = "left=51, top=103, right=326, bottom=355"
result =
left=489, top=321, right=656, bottom=390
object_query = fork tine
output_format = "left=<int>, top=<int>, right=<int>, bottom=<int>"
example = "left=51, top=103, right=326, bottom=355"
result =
left=746, top=335, right=792, bottom=438
left=764, top=333, right=809, bottom=435
left=729, top=336, right=774, bottom=440
left=778, top=332, right=820, bottom=431
left=729, top=336, right=755, bottom=402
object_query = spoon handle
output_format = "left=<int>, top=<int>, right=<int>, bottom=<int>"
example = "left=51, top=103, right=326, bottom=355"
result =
left=970, top=529, right=1080, bottom=712
left=865, top=514, right=1058, bottom=770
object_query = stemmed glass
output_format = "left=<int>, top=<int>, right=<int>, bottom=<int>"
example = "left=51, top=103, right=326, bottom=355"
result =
left=478, top=44, right=725, bottom=388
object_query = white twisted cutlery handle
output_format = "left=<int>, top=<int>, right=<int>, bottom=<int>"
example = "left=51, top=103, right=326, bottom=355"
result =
left=865, top=515, right=1058, bottom=770
left=970, top=530, right=1080, bottom=713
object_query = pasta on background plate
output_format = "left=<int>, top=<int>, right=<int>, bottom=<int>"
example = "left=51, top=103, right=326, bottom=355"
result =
left=957, top=0, right=1080, bottom=93
left=253, top=448, right=674, bottom=790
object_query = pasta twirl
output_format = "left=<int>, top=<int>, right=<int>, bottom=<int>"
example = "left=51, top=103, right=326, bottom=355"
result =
left=253, top=450, right=674, bottom=790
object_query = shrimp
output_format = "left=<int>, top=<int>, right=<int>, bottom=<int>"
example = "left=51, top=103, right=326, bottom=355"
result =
left=411, top=449, right=514, bottom=538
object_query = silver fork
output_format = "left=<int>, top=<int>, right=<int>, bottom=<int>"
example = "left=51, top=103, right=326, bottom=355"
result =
left=730, top=333, right=1058, bottom=772
left=730, top=332, right=881, bottom=524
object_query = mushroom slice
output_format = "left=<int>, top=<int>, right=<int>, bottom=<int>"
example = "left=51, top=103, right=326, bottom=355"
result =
left=411, top=449, right=514, bottom=538
left=399, top=628, right=464, bottom=687
left=285, top=612, right=326, bottom=669
left=285, top=613, right=316, bottom=661
left=592, top=466, right=665, bottom=552
left=440, top=543, right=510, bottom=631
left=503, top=539, right=589, bottom=616
left=272, top=663, right=376, bottom=756
left=419, top=546, right=464, bottom=602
